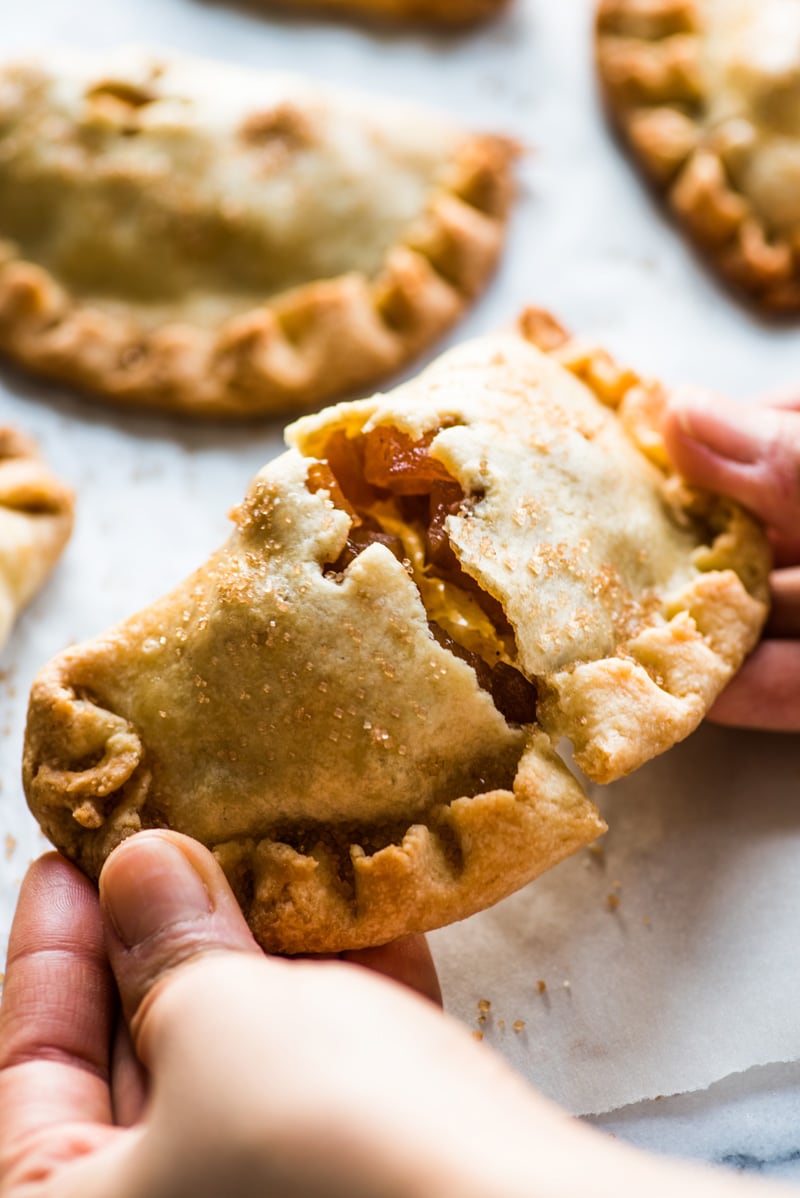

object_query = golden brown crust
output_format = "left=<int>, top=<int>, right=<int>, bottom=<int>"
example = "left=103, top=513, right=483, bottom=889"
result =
left=596, top=0, right=800, bottom=312
left=22, top=310, right=769, bottom=952
left=0, top=427, right=74, bottom=650
left=0, top=53, right=517, bottom=419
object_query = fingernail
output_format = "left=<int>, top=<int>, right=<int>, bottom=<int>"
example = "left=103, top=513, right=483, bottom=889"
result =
left=102, top=834, right=213, bottom=948
left=671, top=402, right=699, bottom=440
left=669, top=388, right=718, bottom=440
left=668, top=389, right=761, bottom=463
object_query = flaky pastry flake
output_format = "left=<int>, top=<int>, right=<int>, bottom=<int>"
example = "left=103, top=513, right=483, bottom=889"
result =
left=23, top=310, right=768, bottom=952
left=597, top=0, right=800, bottom=311
left=0, top=49, right=517, bottom=418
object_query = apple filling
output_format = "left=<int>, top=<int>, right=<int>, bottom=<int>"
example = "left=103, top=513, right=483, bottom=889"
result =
left=307, top=426, right=537, bottom=726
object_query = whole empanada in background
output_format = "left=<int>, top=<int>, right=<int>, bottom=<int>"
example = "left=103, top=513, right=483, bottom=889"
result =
left=596, top=0, right=800, bottom=312
left=23, top=310, right=769, bottom=953
left=0, top=50, right=516, bottom=419
left=0, top=428, right=73, bottom=652
left=262, top=0, right=509, bottom=26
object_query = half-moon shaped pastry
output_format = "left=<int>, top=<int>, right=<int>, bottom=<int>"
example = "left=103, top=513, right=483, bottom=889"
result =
left=264, top=0, right=509, bottom=26
left=22, top=310, right=769, bottom=953
left=596, top=0, right=800, bottom=311
left=0, top=428, right=74, bottom=651
left=0, top=49, right=516, bottom=418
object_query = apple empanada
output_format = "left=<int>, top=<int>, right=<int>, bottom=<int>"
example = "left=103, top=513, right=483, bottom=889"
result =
left=596, top=0, right=800, bottom=311
left=22, top=310, right=769, bottom=953
left=262, top=0, right=508, bottom=25
left=0, top=428, right=73, bottom=651
left=0, top=49, right=516, bottom=418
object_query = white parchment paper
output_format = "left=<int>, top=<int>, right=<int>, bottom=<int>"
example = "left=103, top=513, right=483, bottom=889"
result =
left=431, top=727, right=800, bottom=1114
left=2, top=0, right=800, bottom=1119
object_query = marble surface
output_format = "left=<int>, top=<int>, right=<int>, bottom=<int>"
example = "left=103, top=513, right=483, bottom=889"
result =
left=1, top=0, right=800, bottom=1183
left=593, top=1062, right=800, bottom=1182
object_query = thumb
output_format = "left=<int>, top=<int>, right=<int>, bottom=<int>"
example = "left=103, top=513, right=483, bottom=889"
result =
left=100, top=831, right=261, bottom=1039
left=663, top=387, right=800, bottom=541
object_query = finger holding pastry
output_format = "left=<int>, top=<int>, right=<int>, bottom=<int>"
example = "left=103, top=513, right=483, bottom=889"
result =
left=0, top=836, right=786, bottom=1198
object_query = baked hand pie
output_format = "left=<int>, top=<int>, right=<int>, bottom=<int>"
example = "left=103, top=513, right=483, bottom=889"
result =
left=0, top=49, right=516, bottom=419
left=22, top=310, right=769, bottom=953
left=596, top=0, right=800, bottom=311
left=261, top=0, right=508, bottom=25
left=0, top=428, right=73, bottom=652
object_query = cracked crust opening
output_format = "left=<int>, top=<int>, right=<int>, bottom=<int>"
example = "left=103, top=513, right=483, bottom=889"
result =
left=0, top=427, right=74, bottom=651
left=22, top=310, right=768, bottom=952
left=0, top=49, right=517, bottom=419
left=596, top=0, right=800, bottom=312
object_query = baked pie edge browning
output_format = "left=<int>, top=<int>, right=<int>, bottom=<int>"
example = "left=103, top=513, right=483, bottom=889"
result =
left=595, top=0, right=800, bottom=312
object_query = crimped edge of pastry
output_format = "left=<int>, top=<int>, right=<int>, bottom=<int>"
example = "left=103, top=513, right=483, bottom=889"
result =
left=0, top=134, right=518, bottom=420
left=595, top=0, right=800, bottom=312
left=267, top=0, right=510, bottom=26
left=0, top=427, right=74, bottom=650
left=22, top=308, right=769, bottom=953
left=24, top=662, right=606, bottom=953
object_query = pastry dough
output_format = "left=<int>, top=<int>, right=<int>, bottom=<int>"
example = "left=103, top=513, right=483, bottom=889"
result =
left=22, top=310, right=769, bottom=953
left=0, top=49, right=516, bottom=417
left=0, top=428, right=74, bottom=651
left=596, top=0, right=800, bottom=310
left=264, top=0, right=508, bottom=25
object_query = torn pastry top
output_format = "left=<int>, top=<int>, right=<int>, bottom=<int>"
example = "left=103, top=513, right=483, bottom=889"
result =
left=0, top=49, right=516, bottom=416
left=0, top=427, right=74, bottom=650
left=293, top=333, right=702, bottom=678
left=596, top=0, right=800, bottom=310
left=292, top=310, right=769, bottom=781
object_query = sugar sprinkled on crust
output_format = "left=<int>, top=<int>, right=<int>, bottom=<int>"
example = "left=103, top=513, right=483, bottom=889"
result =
left=22, top=310, right=769, bottom=952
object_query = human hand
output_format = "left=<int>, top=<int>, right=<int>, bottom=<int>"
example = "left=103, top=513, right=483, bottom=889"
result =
left=0, top=832, right=783, bottom=1198
left=663, top=388, right=800, bottom=732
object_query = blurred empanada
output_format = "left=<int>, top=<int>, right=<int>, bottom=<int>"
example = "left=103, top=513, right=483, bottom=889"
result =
left=597, top=0, right=800, bottom=311
left=23, top=310, right=768, bottom=952
left=0, top=49, right=516, bottom=417
left=264, top=0, right=508, bottom=25
left=0, top=428, right=73, bottom=651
